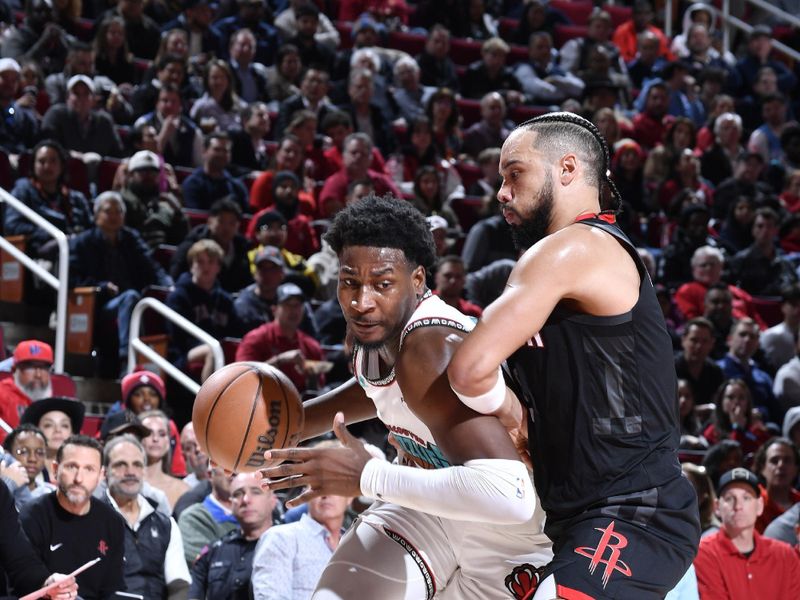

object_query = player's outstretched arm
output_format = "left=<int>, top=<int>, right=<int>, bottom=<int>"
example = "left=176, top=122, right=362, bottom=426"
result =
left=299, top=377, right=377, bottom=442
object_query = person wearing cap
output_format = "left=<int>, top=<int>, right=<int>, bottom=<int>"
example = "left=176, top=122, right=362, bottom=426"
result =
left=694, top=467, right=800, bottom=599
left=4, top=139, right=93, bottom=260
left=20, top=397, right=85, bottom=482
left=212, top=0, right=278, bottom=66
left=40, top=72, right=124, bottom=158
left=0, top=340, right=55, bottom=443
left=0, top=57, right=39, bottom=153
left=100, top=434, right=191, bottom=599
left=120, top=149, right=189, bottom=249
left=735, top=24, right=797, bottom=95
left=0, top=0, right=74, bottom=75
left=236, top=282, right=324, bottom=393
left=171, top=197, right=253, bottom=294
left=167, top=239, right=246, bottom=382
left=182, top=131, right=249, bottom=212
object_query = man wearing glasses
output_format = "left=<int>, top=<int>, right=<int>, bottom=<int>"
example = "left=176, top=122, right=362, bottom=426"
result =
left=0, top=340, right=54, bottom=442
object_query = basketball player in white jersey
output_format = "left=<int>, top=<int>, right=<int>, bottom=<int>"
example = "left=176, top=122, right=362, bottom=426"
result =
left=260, top=194, right=551, bottom=599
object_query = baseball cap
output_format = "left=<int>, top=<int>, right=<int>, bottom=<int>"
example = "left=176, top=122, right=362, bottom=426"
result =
left=99, top=410, right=152, bottom=441
left=13, top=340, right=54, bottom=366
left=121, top=370, right=166, bottom=406
left=21, top=397, right=85, bottom=434
left=128, top=150, right=160, bottom=172
left=66, top=74, right=95, bottom=94
left=426, top=215, right=448, bottom=232
left=254, top=245, right=284, bottom=268
left=717, top=468, right=761, bottom=496
left=275, top=282, right=305, bottom=304
left=0, top=58, right=20, bottom=73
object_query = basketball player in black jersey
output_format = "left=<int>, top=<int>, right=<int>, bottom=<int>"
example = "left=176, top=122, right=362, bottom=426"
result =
left=448, top=113, right=700, bottom=599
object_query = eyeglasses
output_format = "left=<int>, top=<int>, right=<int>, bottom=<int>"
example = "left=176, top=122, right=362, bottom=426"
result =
left=14, top=447, right=46, bottom=458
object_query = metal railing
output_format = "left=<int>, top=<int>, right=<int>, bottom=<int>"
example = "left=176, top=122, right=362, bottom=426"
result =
left=128, top=296, right=225, bottom=396
left=0, top=188, right=68, bottom=373
left=665, top=0, right=800, bottom=63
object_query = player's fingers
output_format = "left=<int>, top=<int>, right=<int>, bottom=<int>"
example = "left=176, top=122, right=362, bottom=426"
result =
left=260, top=460, right=308, bottom=480
left=331, top=412, right=357, bottom=447
left=264, top=447, right=312, bottom=462
left=262, top=473, right=307, bottom=492
left=285, top=486, right=318, bottom=507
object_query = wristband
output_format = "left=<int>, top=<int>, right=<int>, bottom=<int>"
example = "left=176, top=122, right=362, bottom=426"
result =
left=450, top=368, right=506, bottom=414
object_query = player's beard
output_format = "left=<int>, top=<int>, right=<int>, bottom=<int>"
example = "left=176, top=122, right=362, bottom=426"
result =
left=13, top=371, right=52, bottom=401
left=510, top=172, right=555, bottom=251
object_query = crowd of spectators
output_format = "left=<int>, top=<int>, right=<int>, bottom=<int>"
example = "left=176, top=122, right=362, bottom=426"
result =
left=3, top=0, right=800, bottom=597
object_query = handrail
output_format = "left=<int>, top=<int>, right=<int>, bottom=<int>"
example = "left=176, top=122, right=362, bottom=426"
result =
left=665, top=0, right=800, bottom=63
left=0, top=188, right=69, bottom=373
left=128, top=297, right=225, bottom=396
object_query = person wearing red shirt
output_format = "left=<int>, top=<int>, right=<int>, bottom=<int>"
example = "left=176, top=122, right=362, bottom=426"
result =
left=235, top=283, right=324, bottom=393
left=612, top=0, right=673, bottom=63
left=0, top=340, right=53, bottom=443
left=433, top=256, right=482, bottom=319
left=318, top=133, right=400, bottom=219
left=249, top=135, right=316, bottom=217
left=247, top=170, right=319, bottom=258
left=631, top=81, right=669, bottom=150
left=694, top=468, right=800, bottom=599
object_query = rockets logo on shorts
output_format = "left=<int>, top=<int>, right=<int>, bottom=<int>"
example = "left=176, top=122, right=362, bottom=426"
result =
left=526, top=333, right=544, bottom=348
left=504, top=563, right=546, bottom=600
left=573, top=521, right=633, bottom=589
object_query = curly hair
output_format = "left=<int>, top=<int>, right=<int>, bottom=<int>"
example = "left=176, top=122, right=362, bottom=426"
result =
left=325, top=194, right=437, bottom=271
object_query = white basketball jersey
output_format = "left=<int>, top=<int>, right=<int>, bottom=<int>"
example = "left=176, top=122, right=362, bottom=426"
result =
left=352, top=291, right=476, bottom=470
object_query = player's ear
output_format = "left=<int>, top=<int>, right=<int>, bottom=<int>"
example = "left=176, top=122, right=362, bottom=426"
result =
left=411, top=264, right=426, bottom=295
left=559, top=153, right=578, bottom=184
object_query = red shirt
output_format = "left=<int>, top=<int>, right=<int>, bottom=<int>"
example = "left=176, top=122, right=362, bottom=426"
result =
left=674, top=281, right=767, bottom=329
left=631, top=111, right=668, bottom=150
left=318, top=168, right=401, bottom=219
left=756, top=486, right=800, bottom=533
left=247, top=206, right=320, bottom=258
left=694, top=529, right=800, bottom=600
left=432, top=292, right=483, bottom=319
left=235, top=321, right=323, bottom=393
left=319, top=146, right=386, bottom=180
left=612, top=22, right=674, bottom=63
left=0, top=377, right=32, bottom=444
left=248, top=170, right=316, bottom=217
left=702, top=422, right=772, bottom=458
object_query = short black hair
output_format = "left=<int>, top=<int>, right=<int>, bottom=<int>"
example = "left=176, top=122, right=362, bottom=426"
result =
left=209, top=197, right=242, bottom=218
left=325, top=194, right=437, bottom=271
left=56, top=434, right=103, bottom=464
left=3, top=423, right=47, bottom=452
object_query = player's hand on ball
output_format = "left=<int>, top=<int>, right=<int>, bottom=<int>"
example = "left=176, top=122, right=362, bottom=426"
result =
left=261, top=412, right=373, bottom=507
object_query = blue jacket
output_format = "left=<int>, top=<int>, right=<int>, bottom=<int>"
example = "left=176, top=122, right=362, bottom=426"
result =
left=68, top=226, right=172, bottom=291
left=181, top=168, right=249, bottom=213
left=4, top=177, right=92, bottom=257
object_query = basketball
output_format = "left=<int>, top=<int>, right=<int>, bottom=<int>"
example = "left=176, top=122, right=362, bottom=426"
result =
left=192, top=362, right=304, bottom=473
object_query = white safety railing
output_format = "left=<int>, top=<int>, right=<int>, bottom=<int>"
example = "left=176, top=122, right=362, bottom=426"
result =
left=128, top=296, right=225, bottom=396
left=665, top=0, right=800, bottom=63
left=0, top=188, right=69, bottom=373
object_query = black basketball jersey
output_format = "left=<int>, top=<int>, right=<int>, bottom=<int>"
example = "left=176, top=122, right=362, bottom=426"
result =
left=507, top=217, right=683, bottom=539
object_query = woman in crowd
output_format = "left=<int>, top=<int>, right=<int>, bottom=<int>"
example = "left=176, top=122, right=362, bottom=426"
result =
left=140, top=409, right=189, bottom=510
left=93, top=16, right=135, bottom=85
left=702, top=439, right=744, bottom=488
left=681, top=463, right=720, bottom=538
left=426, top=88, right=462, bottom=160
left=410, top=166, right=459, bottom=231
left=19, top=397, right=85, bottom=482
left=4, top=140, right=92, bottom=259
left=702, top=379, right=771, bottom=457
left=190, top=59, right=246, bottom=132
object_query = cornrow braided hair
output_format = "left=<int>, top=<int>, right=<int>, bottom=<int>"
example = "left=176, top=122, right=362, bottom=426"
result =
left=517, top=111, right=623, bottom=214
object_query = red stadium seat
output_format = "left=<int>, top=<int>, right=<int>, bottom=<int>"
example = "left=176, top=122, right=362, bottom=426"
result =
left=549, top=0, right=593, bottom=26
left=0, top=150, right=12, bottom=191
left=450, top=38, right=483, bottom=66
left=554, top=24, right=589, bottom=49
left=98, top=158, right=123, bottom=194
left=182, top=208, right=210, bottom=229
left=453, top=162, right=482, bottom=191
left=602, top=4, right=632, bottom=28
left=388, top=31, right=426, bottom=57
left=449, top=195, right=485, bottom=232
left=456, top=98, right=482, bottom=128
